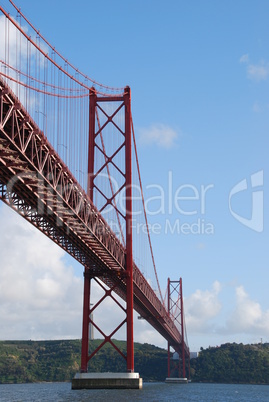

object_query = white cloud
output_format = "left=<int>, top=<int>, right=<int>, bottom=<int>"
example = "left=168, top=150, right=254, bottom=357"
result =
left=239, top=54, right=249, bottom=64
left=247, top=62, right=269, bottom=81
left=185, top=281, right=222, bottom=333
left=239, top=54, right=269, bottom=81
left=138, top=124, right=178, bottom=149
left=0, top=14, right=49, bottom=107
left=134, top=314, right=167, bottom=348
left=0, top=203, right=83, bottom=340
left=0, top=15, right=27, bottom=65
left=225, top=285, right=269, bottom=336
left=185, top=281, right=269, bottom=351
left=0, top=203, right=167, bottom=348
left=2, top=202, right=269, bottom=352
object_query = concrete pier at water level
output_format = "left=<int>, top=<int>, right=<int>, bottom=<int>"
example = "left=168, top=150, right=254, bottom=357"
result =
left=165, top=377, right=188, bottom=384
left=72, top=372, right=143, bottom=389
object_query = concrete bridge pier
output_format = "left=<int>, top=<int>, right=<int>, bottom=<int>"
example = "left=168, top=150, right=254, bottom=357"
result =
left=71, top=372, right=143, bottom=389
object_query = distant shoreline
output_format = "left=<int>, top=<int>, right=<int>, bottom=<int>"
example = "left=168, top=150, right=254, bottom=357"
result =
left=1, top=340, right=269, bottom=385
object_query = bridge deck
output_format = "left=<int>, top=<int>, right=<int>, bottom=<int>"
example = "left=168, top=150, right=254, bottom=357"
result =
left=0, top=76, right=189, bottom=356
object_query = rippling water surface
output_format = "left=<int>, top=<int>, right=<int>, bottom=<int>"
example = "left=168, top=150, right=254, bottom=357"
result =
left=0, top=382, right=269, bottom=401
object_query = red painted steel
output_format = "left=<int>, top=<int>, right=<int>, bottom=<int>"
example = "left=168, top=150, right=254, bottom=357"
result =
left=87, top=278, right=127, bottom=361
left=124, top=87, right=134, bottom=372
left=79, top=85, right=134, bottom=372
left=79, top=88, right=96, bottom=373
left=167, top=278, right=189, bottom=378
left=0, top=4, right=190, bottom=376
left=88, top=89, right=96, bottom=201
left=167, top=278, right=171, bottom=378
left=180, top=278, right=186, bottom=378
left=81, top=270, right=91, bottom=373
left=0, top=75, right=190, bottom=372
left=2, top=2, right=124, bottom=95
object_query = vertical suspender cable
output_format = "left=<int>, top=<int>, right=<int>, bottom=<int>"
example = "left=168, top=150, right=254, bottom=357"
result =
left=131, top=117, right=164, bottom=306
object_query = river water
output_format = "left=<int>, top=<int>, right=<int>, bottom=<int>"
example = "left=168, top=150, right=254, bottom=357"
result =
left=0, top=382, right=269, bottom=401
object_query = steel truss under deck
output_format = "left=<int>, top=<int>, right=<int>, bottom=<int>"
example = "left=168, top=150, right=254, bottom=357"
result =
left=0, top=77, right=189, bottom=367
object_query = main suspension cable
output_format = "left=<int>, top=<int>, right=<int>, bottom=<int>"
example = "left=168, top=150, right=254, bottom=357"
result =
left=8, top=0, right=125, bottom=94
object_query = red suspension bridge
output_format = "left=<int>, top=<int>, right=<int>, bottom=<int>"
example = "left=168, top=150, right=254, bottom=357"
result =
left=0, top=1, right=190, bottom=387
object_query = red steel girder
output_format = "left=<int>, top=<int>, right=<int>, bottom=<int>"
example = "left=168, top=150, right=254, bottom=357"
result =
left=0, top=76, right=188, bottom=367
left=167, top=278, right=190, bottom=379
left=82, top=87, right=134, bottom=372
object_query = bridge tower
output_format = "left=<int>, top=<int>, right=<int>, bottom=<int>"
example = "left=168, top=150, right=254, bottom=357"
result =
left=73, top=86, right=142, bottom=388
left=0, top=2, right=189, bottom=391
left=166, top=278, right=189, bottom=383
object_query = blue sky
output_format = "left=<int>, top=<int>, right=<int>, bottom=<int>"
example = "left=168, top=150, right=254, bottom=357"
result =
left=0, top=0, right=269, bottom=353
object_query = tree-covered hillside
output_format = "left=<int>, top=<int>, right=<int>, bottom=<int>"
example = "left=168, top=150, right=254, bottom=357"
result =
left=191, top=342, right=269, bottom=384
left=2, top=340, right=269, bottom=384
left=0, top=339, right=168, bottom=384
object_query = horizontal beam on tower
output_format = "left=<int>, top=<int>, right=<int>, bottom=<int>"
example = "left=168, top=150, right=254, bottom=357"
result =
left=0, top=76, right=188, bottom=355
